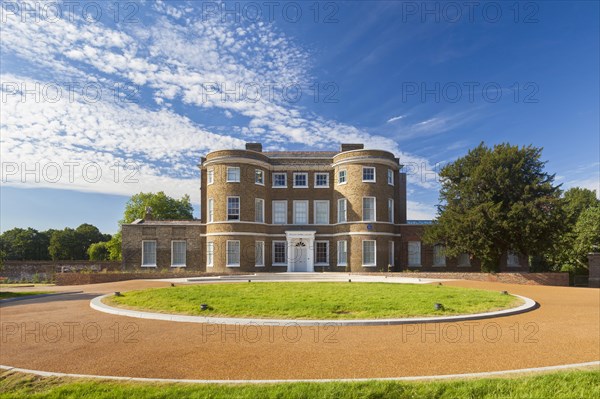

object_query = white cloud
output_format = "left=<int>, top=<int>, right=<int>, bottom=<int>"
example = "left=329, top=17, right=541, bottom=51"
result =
left=1, top=2, right=442, bottom=198
left=387, top=115, right=405, bottom=123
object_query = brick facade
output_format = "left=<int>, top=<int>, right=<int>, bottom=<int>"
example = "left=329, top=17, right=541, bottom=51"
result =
left=121, top=143, right=529, bottom=274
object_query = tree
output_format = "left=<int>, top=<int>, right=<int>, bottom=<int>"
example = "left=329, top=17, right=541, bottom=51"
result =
left=572, top=205, right=600, bottom=267
left=534, top=188, right=599, bottom=271
left=122, top=192, right=193, bottom=224
left=49, top=224, right=111, bottom=260
left=424, top=143, right=565, bottom=272
left=109, top=192, right=194, bottom=261
left=0, top=228, right=51, bottom=260
left=48, top=228, right=79, bottom=260
left=87, top=241, right=111, bottom=261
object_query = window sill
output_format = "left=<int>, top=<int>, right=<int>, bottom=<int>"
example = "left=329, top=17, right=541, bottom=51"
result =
left=170, top=265, right=186, bottom=268
left=362, top=180, right=376, bottom=183
left=226, top=264, right=240, bottom=268
left=315, top=186, right=329, bottom=189
left=226, top=181, right=240, bottom=183
left=255, top=264, right=265, bottom=267
left=272, top=263, right=287, bottom=266
left=272, top=186, right=287, bottom=189
left=141, top=264, right=157, bottom=268
left=293, top=186, right=308, bottom=189
left=255, top=182, right=265, bottom=186
left=362, top=264, right=377, bottom=267
left=315, top=263, right=329, bottom=267
left=207, top=264, right=214, bottom=267
left=337, top=263, right=348, bottom=267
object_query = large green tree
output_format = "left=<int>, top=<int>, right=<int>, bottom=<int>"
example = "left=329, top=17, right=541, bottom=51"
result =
left=424, top=143, right=565, bottom=272
left=49, top=224, right=111, bottom=260
left=122, top=192, right=193, bottom=224
left=105, top=192, right=194, bottom=261
left=0, top=228, right=51, bottom=260
left=536, top=188, right=599, bottom=271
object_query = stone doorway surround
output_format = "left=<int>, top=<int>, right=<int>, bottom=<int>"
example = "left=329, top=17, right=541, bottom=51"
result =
left=285, top=231, right=316, bottom=272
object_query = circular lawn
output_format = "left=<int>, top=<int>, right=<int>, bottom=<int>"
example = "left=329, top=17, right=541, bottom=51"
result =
left=105, top=282, right=522, bottom=320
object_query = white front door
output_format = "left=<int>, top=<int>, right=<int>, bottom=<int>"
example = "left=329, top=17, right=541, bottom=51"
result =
left=293, top=241, right=308, bottom=272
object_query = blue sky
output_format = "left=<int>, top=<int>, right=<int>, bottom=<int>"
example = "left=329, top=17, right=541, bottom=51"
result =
left=1, top=1, right=598, bottom=234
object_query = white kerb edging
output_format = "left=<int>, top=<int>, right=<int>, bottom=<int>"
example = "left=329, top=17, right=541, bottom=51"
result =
left=90, top=293, right=538, bottom=327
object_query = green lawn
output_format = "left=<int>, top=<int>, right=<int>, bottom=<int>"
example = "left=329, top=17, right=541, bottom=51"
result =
left=107, top=282, right=521, bottom=319
left=0, top=291, right=54, bottom=299
left=1, top=370, right=598, bottom=399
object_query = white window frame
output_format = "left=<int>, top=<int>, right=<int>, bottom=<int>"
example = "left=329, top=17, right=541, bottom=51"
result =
left=314, top=200, right=330, bottom=225
left=387, top=169, right=394, bottom=186
left=362, top=240, right=376, bottom=267
left=362, top=167, right=376, bottom=183
left=207, top=168, right=214, bottom=185
left=255, top=198, right=265, bottom=223
left=255, top=169, right=264, bottom=185
left=337, top=240, right=348, bottom=266
left=226, top=240, right=241, bottom=267
left=388, top=198, right=394, bottom=223
left=293, top=172, right=308, bottom=188
left=314, top=173, right=329, bottom=188
left=457, top=253, right=471, bottom=267
left=171, top=240, right=186, bottom=267
left=207, top=198, right=214, bottom=223
left=388, top=241, right=395, bottom=266
left=226, top=167, right=240, bottom=183
left=255, top=241, right=265, bottom=267
left=272, top=241, right=287, bottom=265
left=338, top=198, right=347, bottom=223
left=272, top=200, right=287, bottom=224
left=227, top=196, right=240, bottom=221
left=272, top=172, right=287, bottom=188
left=206, top=242, right=214, bottom=267
left=314, top=241, right=329, bottom=265
left=507, top=251, right=520, bottom=267
left=408, top=241, right=421, bottom=267
left=141, top=240, right=157, bottom=267
left=338, top=169, right=347, bottom=185
left=293, top=200, right=309, bottom=225
left=362, top=196, right=376, bottom=222
left=433, top=244, right=446, bottom=267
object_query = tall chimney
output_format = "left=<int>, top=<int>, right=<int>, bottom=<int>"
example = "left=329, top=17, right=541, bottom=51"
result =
left=340, top=144, right=364, bottom=152
left=245, top=143, right=262, bottom=152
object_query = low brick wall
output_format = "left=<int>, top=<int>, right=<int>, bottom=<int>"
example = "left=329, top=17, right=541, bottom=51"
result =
left=55, top=272, right=245, bottom=286
left=354, top=272, right=570, bottom=286
left=588, top=253, right=600, bottom=288
left=1, top=261, right=121, bottom=282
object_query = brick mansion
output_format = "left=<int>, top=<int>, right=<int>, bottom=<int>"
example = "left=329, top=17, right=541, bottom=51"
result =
left=122, top=143, right=527, bottom=272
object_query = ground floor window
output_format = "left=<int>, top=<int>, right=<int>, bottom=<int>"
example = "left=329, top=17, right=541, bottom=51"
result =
left=142, top=241, right=156, bottom=267
left=226, top=240, right=240, bottom=267
left=171, top=240, right=186, bottom=267
left=433, top=244, right=446, bottom=267
left=388, top=241, right=395, bottom=266
left=362, top=240, right=376, bottom=267
left=337, top=240, right=348, bottom=266
left=273, top=241, right=287, bottom=265
left=408, top=241, right=421, bottom=267
left=315, top=241, right=329, bottom=265
left=457, top=253, right=471, bottom=267
left=255, top=241, right=265, bottom=267
left=507, top=251, right=520, bottom=267
left=206, top=242, right=214, bottom=267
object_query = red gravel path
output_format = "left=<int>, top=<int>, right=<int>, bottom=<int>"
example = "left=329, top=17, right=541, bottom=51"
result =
left=0, top=280, right=598, bottom=380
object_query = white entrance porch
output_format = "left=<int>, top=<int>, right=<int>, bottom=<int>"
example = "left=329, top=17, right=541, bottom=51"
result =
left=285, top=231, right=316, bottom=272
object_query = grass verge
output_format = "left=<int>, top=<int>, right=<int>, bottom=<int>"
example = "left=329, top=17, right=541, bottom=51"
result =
left=0, top=291, right=54, bottom=300
left=107, top=282, right=521, bottom=319
left=0, top=369, right=598, bottom=398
